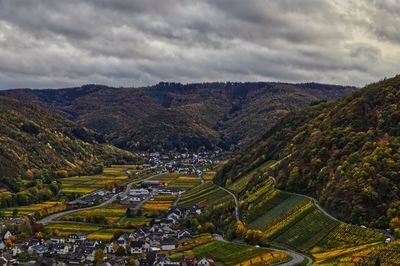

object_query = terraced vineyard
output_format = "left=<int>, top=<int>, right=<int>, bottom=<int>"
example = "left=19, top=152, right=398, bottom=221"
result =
left=177, top=182, right=231, bottom=208
left=227, top=160, right=275, bottom=193
left=150, top=172, right=201, bottom=189
left=227, top=163, right=389, bottom=263
left=192, top=241, right=289, bottom=266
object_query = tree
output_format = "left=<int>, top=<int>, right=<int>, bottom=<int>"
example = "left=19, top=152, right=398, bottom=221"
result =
left=115, top=246, right=126, bottom=257
left=94, top=249, right=104, bottom=265
left=12, top=208, right=18, bottom=216
left=126, top=208, right=132, bottom=218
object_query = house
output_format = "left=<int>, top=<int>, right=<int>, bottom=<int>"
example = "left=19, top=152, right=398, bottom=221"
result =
left=67, top=199, right=90, bottom=208
left=0, top=241, right=5, bottom=250
left=154, top=258, right=180, bottom=266
left=0, top=254, right=17, bottom=265
left=177, top=230, right=192, bottom=240
left=67, top=253, right=86, bottom=265
left=181, top=255, right=197, bottom=266
left=52, top=243, right=69, bottom=255
left=198, top=258, right=217, bottom=266
left=160, top=240, right=176, bottom=251
left=130, top=240, right=149, bottom=254
left=69, top=233, right=87, bottom=243
left=3, top=231, right=12, bottom=240
left=82, top=247, right=96, bottom=261
left=28, top=244, right=48, bottom=256
left=50, top=236, right=65, bottom=244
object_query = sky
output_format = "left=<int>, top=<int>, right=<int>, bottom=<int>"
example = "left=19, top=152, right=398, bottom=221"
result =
left=0, top=0, right=400, bottom=89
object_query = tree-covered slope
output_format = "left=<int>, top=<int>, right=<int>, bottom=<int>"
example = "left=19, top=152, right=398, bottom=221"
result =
left=217, top=76, right=400, bottom=232
left=0, top=96, right=137, bottom=195
left=1, top=82, right=353, bottom=152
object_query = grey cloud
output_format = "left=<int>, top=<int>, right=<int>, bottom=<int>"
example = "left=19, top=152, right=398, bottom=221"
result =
left=0, top=0, right=399, bottom=89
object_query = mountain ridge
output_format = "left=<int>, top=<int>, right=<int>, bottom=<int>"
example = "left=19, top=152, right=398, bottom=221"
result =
left=0, top=82, right=355, bottom=152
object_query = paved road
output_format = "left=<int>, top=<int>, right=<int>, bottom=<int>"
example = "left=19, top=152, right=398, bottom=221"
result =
left=270, top=176, right=340, bottom=223
left=214, top=183, right=240, bottom=221
left=37, top=173, right=161, bottom=224
left=214, top=234, right=312, bottom=266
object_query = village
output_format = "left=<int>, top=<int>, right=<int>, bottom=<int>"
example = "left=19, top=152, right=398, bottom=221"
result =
left=0, top=164, right=220, bottom=266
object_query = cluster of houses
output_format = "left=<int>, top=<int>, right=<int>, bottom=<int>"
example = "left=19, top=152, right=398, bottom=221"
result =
left=67, top=189, right=119, bottom=209
left=0, top=206, right=213, bottom=266
left=141, top=152, right=221, bottom=176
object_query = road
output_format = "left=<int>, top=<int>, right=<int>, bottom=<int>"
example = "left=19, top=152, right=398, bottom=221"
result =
left=214, top=180, right=314, bottom=265
left=37, top=173, right=161, bottom=224
left=270, top=176, right=340, bottom=223
left=270, top=175, right=395, bottom=241
left=214, top=183, right=240, bottom=221
left=214, top=234, right=312, bottom=266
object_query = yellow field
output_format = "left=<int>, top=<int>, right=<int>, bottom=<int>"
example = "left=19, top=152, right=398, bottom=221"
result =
left=142, top=201, right=173, bottom=211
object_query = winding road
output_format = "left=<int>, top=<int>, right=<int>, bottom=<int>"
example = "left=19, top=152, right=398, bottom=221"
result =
left=214, top=182, right=312, bottom=265
left=37, top=173, right=161, bottom=224
left=214, top=183, right=240, bottom=221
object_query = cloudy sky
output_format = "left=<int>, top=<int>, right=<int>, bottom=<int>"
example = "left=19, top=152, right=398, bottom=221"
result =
left=0, top=0, right=399, bottom=89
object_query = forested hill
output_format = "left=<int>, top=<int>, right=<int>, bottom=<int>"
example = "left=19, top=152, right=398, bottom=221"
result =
left=0, top=82, right=354, bottom=152
left=0, top=96, right=137, bottom=194
left=216, top=76, right=400, bottom=232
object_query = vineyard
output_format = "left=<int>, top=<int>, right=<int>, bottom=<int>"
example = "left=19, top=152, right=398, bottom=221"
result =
left=59, top=204, right=126, bottom=225
left=59, top=166, right=133, bottom=195
left=227, top=160, right=275, bottom=193
left=168, top=175, right=201, bottom=189
left=177, top=182, right=231, bottom=208
left=192, top=241, right=289, bottom=266
left=1, top=201, right=67, bottom=219
left=45, top=222, right=104, bottom=236
left=237, top=173, right=387, bottom=260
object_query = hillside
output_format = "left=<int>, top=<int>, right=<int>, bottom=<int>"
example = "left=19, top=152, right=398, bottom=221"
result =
left=216, top=76, right=400, bottom=233
left=0, top=82, right=354, bottom=152
left=0, top=96, right=138, bottom=205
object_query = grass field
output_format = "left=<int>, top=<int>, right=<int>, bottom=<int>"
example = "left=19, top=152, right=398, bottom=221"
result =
left=177, top=182, right=231, bottom=208
left=192, top=241, right=289, bottom=266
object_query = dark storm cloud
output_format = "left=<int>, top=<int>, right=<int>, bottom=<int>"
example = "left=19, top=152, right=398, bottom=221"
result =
left=0, top=0, right=399, bottom=89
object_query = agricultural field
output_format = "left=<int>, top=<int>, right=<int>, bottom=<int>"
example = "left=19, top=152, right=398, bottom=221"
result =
left=312, top=240, right=400, bottom=266
left=119, top=217, right=151, bottom=227
left=149, top=172, right=180, bottom=186
left=168, top=175, right=201, bottom=189
left=202, top=171, right=216, bottom=181
left=240, top=174, right=386, bottom=256
left=227, top=160, right=275, bottom=193
left=60, top=166, right=140, bottom=195
left=45, top=222, right=104, bottom=236
left=192, top=241, right=289, bottom=266
left=177, top=182, right=231, bottom=209
left=142, top=199, right=173, bottom=212
left=2, top=201, right=66, bottom=218
left=59, top=204, right=126, bottom=225
left=247, top=191, right=310, bottom=229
